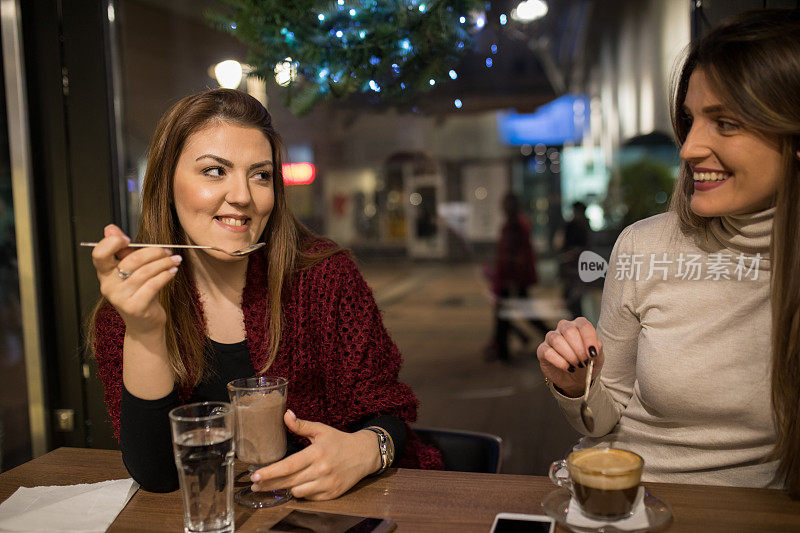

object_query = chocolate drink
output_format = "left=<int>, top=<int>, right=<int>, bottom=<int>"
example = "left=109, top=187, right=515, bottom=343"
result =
left=233, top=390, right=286, bottom=467
left=569, top=448, right=642, bottom=518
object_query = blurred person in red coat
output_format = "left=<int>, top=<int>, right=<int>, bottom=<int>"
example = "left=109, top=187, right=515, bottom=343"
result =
left=486, top=193, right=548, bottom=362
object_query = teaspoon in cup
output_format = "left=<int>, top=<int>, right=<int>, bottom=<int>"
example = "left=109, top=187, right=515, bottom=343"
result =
left=579, top=359, right=595, bottom=432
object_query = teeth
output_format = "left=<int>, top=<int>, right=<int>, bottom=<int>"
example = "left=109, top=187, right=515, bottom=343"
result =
left=219, top=217, right=246, bottom=226
left=693, top=172, right=730, bottom=182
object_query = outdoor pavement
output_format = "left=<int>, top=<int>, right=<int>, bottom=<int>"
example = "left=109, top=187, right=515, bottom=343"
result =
left=357, top=258, right=582, bottom=476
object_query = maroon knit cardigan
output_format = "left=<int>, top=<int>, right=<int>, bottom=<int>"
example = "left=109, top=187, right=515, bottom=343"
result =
left=94, top=245, right=443, bottom=470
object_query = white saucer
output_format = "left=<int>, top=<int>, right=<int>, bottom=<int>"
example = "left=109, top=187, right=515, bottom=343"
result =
left=541, top=488, right=673, bottom=533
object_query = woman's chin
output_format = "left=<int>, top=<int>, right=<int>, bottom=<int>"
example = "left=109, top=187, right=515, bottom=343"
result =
left=690, top=195, right=776, bottom=218
left=690, top=196, right=728, bottom=218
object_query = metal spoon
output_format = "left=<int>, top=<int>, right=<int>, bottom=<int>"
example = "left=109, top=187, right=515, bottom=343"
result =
left=579, top=359, right=595, bottom=432
left=80, top=241, right=266, bottom=257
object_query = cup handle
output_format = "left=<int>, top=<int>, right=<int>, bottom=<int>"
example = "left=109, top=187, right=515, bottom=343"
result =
left=548, top=459, right=571, bottom=490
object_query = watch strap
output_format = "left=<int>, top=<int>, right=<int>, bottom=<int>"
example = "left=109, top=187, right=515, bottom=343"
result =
left=364, top=426, right=395, bottom=475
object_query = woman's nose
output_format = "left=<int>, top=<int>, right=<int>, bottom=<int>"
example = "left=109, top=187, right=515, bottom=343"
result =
left=679, top=123, right=712, bottom=163
left=225, top=174, right=251, bottom=205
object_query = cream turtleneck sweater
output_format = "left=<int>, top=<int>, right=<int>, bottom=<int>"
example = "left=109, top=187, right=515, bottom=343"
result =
left=550, top=208, right=781, bottom=489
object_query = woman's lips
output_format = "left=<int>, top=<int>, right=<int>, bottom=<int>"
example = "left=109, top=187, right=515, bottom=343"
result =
left=694, top=180, right=728, bottom=191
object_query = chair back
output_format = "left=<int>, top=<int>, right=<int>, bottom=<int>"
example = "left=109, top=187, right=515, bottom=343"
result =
left=413, top=427, right=502, bottom=474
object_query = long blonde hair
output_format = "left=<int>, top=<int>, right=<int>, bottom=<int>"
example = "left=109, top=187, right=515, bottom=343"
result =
left=88, top=89, right=339, bottom=386
left=669, top=9, right=800, bottom=497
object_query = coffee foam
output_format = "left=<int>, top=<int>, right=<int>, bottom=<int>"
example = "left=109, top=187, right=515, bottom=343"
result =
left=568, top=449, right=642, bottom=490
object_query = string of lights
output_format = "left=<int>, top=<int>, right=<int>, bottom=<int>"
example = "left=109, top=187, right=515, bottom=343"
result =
left=207, top=0, right=484, bottom=114
left=207, top=0, right=549, bottom=115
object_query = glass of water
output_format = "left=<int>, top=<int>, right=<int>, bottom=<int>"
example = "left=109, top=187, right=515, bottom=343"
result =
left=169, top=402, right=235, bottom=533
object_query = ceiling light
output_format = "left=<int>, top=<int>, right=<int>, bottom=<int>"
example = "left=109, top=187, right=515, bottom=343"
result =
left=511, top=0, right=548, bottom=23
left=214, top=60, right=243, bottom=89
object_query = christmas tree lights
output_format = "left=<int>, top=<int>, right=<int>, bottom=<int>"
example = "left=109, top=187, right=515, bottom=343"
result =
left=206, top=0, right=487, bottom=115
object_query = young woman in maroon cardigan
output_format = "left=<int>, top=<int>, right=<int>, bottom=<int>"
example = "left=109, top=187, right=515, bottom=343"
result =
left=88, top=89, right=443, bottom=496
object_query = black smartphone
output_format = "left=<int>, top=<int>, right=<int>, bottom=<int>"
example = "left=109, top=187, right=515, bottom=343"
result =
left=266, top=510, right=396, bottom=533
left=489, top=513, right=556, bottom=533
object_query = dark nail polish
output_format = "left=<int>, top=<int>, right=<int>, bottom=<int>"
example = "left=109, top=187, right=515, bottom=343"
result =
left=568, top=366, right=575, bottom=373
left=577, top=362, right=584, bottom=368
left=589, top=346, right=598, bottom=358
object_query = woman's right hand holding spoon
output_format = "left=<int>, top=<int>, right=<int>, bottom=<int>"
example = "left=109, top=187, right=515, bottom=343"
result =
left=91, top=224, right=182, bottom=336
left=91, top=224, right=182, bottom=399
left=536, top=317, right=604, bottom=398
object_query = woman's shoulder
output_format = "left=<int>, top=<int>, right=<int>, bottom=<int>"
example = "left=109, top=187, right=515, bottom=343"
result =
left=297, top=238, right=359, bottom=280
left=616, top=212, right=697, bottom=253
left=625, top=211, right=679, bottom=235
left=290, top=240, right=371, bottom=311
left=301, top=237, right=340, bottom=255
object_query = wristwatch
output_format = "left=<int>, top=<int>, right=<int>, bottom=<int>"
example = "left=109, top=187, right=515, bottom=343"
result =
left=364, top=426, right=395, bottom=475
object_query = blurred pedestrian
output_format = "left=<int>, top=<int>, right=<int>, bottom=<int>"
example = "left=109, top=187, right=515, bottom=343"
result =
left=558, top=201, right=591, bottom=318
left=486, top=193, right=548, bottom=362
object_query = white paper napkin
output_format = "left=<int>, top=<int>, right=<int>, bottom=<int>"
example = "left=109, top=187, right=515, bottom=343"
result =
left=0, top=478, right=138, bottom=533
left=566, top=486, right=649, bottom=531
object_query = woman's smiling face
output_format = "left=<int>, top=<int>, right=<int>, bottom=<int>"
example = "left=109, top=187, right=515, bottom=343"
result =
left=680, top=69, right=782, bottom=217
left=172, top=121, right=274, bottom=261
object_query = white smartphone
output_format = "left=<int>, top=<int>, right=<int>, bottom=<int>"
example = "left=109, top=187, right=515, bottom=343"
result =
left=489, top=513, right=556, bottom=533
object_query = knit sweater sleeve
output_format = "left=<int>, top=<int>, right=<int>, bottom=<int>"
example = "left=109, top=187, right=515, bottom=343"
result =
left=549, top=224, right=640, bottom=436
left=312, top=252, right=443, bottom=470
left=93, top=303, right=127, bottom=440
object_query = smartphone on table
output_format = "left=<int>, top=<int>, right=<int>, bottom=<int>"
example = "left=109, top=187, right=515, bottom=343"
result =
left=265, top=509, right=396, bottom=533
left=489, top=513, right=556, bottom=533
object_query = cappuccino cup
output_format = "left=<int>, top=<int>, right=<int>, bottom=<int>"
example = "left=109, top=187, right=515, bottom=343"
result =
left=549, top=448, right=643, bottom=519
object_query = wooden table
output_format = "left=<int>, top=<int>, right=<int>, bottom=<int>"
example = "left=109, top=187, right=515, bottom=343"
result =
left=1, top=448, right=799, bottom=532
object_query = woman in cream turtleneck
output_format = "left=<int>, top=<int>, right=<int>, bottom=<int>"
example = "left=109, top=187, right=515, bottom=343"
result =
left=537, top=9, right=800, bottom=498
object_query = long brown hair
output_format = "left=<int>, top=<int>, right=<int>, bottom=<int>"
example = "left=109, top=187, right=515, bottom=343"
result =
left=88, top=89, right=339, bottom=386
left=669, top=9, right=800, bottom=497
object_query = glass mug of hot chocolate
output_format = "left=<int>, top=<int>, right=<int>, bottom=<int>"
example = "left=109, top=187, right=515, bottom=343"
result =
left=549, top=448, right=643, bottom=519
left=227, top=376, right=290, bottom=508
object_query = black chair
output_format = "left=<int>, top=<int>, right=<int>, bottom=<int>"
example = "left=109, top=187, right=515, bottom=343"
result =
left=413, top=426, right=503, bottom=474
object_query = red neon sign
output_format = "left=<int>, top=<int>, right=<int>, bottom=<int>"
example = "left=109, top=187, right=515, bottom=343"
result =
left=282, top=162, right=315, bottom=185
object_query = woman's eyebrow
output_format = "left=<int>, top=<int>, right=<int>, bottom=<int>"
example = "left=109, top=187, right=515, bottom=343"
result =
left=195, top=154, right=272, bottom=172
left=195, top=154, right=233, bottom=167
left=702, top=104, right=727, bottom=114
left=682, top=103, right=729, bottom=114
left=248, top=160, right=273, bottom=172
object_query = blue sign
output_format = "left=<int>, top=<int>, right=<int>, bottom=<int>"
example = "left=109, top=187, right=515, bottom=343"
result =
left=497, top=94, right=589, bottom=146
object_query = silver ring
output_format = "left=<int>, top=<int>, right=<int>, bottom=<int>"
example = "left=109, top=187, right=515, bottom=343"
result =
left=117, top=268, right=132, bottom=280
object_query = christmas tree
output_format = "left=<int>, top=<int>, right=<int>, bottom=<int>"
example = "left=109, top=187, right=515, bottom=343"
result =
left=207, top=0, right=487, bottom=114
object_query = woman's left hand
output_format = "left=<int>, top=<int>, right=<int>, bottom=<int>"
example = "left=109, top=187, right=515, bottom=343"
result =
left=250, top=410, right=381, bottom=500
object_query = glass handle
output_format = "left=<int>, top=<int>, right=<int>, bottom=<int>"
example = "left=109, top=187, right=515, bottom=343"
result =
left=548, top=459, right=571, bottom=490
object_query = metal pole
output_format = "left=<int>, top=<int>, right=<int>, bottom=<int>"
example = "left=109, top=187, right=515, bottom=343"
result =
left=0, top=0, right=48, bottom=458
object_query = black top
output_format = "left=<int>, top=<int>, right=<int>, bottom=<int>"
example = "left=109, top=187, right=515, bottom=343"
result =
left=120, top=339, right=407, bottom=492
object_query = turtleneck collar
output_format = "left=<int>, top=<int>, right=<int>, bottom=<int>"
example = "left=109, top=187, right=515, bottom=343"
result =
left=707, top=206, right=774, bottom=271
